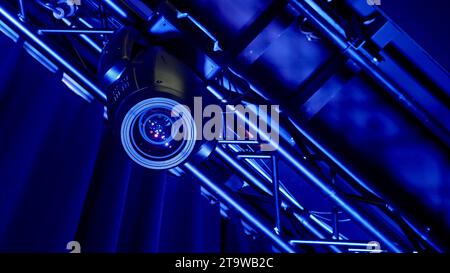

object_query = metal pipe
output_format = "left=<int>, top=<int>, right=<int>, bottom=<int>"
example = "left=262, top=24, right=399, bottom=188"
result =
left=308, top=214, right=347, bottom=241
left=183, top=162, right=296, bottom=253
left=38, top=29, right=115, bottom=34
left=332, top=206, right=339, bottom=240
left=292, top=213, right=342, bottom=253
left=176, top=12, right=221, bottom=52
left=400, top=215, right=443, bottom=252
left=331, top=172, right=339, bottom=239
left=103, top=0, right=128, bottom=19
left=35, top=0, right=59, bottom=13
left=287, top=0, right=443, bottom=251
left=224, top=68, right=383, bottom=200
left=0, top=0, right=418, bottom=253
left=18, top=0, right=25, bottom=21
left=60, top=18, right=103, bottom=53
left=224, top=102, right=402, bottom=252
left=287, top=117, right=380, bottom=197
left=348, top=248, right=384, bottom=253
left=214, top=109, right=396, bottom=250
left=215, top=146, right=343, bottom=250
left=236, top=150, right=347, bottom=243
left=230, top=146, right=306, bottom=212
left=272, top=155, right=281, bottom=234
left=225, top=38, right=441, bottom=253
left=290, top=0, right=449, bottom=147
left=290, top=240, right=378, bottom=248
left=103, top=0, right=434, bottom=252
left=0, top=5, right=107, bottom=103
left=236, top=154, right=272, bottom=159
left=218, top=140, right=259, bottom=145
left=278, top=141, right=401, bottom=252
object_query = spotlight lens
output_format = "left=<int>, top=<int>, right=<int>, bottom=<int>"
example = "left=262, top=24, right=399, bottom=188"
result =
left=141, top=113, right=173, bottom=145
left=121, top=97, right=196, bottom=170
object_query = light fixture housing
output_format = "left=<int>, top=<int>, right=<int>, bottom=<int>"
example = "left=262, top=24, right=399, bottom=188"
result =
left=99, top=27, right=208, bottom=170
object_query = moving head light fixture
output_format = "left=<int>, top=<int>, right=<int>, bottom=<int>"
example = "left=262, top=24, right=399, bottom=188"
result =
left=99, top=27, right=207, bottom=170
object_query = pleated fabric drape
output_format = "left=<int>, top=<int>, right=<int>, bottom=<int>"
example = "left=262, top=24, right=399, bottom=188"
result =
left=0, top=35, right=263, bottom=253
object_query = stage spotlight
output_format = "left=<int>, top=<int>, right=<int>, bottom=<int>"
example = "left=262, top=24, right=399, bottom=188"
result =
left=99, top=27, right=207, bottom=170
left=120, top=97, right=197, bottom=170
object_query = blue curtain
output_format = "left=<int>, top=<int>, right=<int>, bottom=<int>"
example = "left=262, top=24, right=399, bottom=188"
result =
left=0, top=34, right=263, bottom=253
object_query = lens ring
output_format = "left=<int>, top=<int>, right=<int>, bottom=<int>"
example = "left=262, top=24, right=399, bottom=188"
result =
left=121, top=97, right=196, bottom=170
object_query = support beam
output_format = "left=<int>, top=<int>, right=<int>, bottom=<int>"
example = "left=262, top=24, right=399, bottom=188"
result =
left=184, top=162, right=296, bottom=253
left=0, top=4, right=107, bottom=103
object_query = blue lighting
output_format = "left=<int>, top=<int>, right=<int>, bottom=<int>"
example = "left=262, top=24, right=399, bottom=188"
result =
left=0, top=0, right=448, bottom=254
left=104, top=0, right=128, bottom=19
left=0, top=6, right=107, bottom=102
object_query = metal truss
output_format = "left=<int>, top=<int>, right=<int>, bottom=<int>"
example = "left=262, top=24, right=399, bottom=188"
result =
left=0, top=0, right=445, bottom=253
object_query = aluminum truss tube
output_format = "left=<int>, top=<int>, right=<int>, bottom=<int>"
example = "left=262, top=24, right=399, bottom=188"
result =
left=290, top=0, right=449, bottom=147
left=218, top=2, right=439, bottom=253
left=290, top=240, right=381, bottom=248
left=271, top=155, right=281, bottom=234
left=208, top=81, right=402, bottom=252
left=228, top=145, right=347, bottom=242
left=288, top=0, right=443, bottom=252
left=228, top=145, right=305, bottom=213
left=37, top=29, right=115, bottom=34
left=0, top=4, right=107, bottom=103
left=215, top=146, right=342, bottom=253
left=183, top=162, right=296, bottom=253
left=103, top=0, right=431, bottom=252
left=144, top=2, right=404, bottom=251
left=276, top=138, right=402, bottom=252
left=285, top=117, right=380, bottom=197
left=214, top=77, right=380, bottom=200
left=225, top=107, right=402, bottom=252
left=18, top=0, right=25, bottom=20
left=225, top=67, right=427, bottom=252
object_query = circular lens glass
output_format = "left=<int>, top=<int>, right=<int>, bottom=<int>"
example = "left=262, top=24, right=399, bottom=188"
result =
left=121, top=97, right=196, bottom=170
left=141, top=113, right=173, bottom=145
